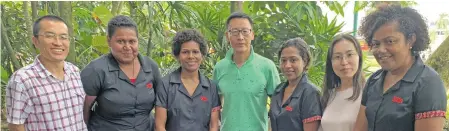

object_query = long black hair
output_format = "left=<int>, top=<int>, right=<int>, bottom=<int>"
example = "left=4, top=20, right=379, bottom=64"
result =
left=321, top=34, right=366, bottom=109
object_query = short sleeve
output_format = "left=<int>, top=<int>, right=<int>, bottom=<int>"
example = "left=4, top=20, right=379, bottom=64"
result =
left=266, top=61, right=281, bottom=96
left=155, top=80, right=168, bottom=109
left=300, top=88, right=323, bottom=123
left=6, top=75, right=33, bottom=124
left=80, top=66, right=102, bottom=96
left=414, top=74, right=447, bottom=120
left=211, top=80, right=221, bottom=112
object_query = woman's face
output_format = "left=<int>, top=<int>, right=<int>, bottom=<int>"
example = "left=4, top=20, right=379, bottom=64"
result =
left=331, top=40, right=360, bottom=80
left=371, top=22, right=414, bottom=71
left=280, top=46, right=306, bottom=82
left=108, top=27, right=139, bottom=64
left=177, top=41, right=203, bottom=72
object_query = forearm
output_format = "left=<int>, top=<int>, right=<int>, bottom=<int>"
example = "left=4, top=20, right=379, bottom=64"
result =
left=155, top=107, right=167, bottom=131
left=83, top=95, right=96, bottom=124
left=8, top=124, right=25, bottom=131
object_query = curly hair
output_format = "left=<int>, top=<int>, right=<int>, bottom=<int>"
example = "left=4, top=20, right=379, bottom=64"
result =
left=278, top=37, right=312, bottom=71
left=359, top=5, right=430, bottom=52
left=172, top=29, right=208, bottom=57
left=107, top=15, right=138, bottom=39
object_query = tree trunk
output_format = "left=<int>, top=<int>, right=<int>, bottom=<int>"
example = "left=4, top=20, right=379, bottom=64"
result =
left=58, top=1, right=76, bottom=63
left=230, top=1, right=243, bottom=13
left=146, top=1, right=154, bottom=56
left=23, top=1, right=38, bottom=56
left=128, top=1, right=137, bottom=20
left=31, top=1, right=38, bottom=20
left=1, top=21, right=21, bottom=70
left=111, top=1, right=122, bottom=16
left=426, top=36, right=449, bottom=88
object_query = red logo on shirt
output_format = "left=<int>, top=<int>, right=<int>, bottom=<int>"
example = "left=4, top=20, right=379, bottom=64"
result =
left=146, top=83, right=153, bottom=89
left=392, top=96, right=403, bottom=104
left=200, top=96, right=208, bottom=102
left=285, top=106, right=293, bottom=112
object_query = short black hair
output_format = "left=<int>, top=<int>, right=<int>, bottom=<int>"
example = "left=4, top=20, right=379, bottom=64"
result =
left=278, top=37, right=312, bottom=71
left=226, top=12, right=253, bottom=29
left=107, top=15, right=138, bottom=39
left=359, top=5, right=429, bottom=52
left=172, top=29, right=208, bottom=57
left=33, top=15, right=68, bottom=37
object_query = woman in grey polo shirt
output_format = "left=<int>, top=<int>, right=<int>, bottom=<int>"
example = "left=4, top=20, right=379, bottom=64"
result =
left=353, top=5, right=446, bottom=131
left=81, top=15, right=162, bottom=131
left=269, top=38, right=322, bottom=131
left=154, top=29, right=221, bottom=131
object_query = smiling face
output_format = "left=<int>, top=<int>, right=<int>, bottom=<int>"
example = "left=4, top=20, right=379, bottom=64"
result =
left=331, top=40, right=360, bottom=80
left=32, top=19, right=70, bottom=63
left=177, top=41, right=203, bottom=72
left=280, top=46, right=306, bottom=82
left=371, top=22, right=414, bottom=71
left=108, top=27, right=139, bottom=64
left=225, top=18, right=254, bottom=54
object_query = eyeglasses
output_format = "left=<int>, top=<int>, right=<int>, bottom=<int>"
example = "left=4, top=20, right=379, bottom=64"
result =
left=37, top=33, right=70, bottom=41
left=331, top=52, right=358, bottom=62
left=228, top=28, right=252, bottom=36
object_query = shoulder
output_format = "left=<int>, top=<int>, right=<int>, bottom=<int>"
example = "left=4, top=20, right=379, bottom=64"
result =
left=214, top=58, right=230, bottom=69
left=418, top=65, right=444, bottom=89
left=83, top=54, right=110, bottom=70
left=140, top=55, right=160, bottom=70
left=254, top=53, right=277, bottom=69
left=64, top=61, right=80, bottom=73
left=303, top=82, right=321, bottom=95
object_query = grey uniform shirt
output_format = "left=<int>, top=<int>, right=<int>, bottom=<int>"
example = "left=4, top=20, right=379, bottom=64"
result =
left=155, top=68, right=221, bottom=131
left=362, top=56, right=446, bottom=131
left=81, top=53, right=162, bottom=131
left=269, top=74, right=322, bottom=131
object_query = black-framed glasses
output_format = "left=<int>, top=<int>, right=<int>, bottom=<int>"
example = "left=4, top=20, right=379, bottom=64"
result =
left=228, top=28, right=252, bottom=36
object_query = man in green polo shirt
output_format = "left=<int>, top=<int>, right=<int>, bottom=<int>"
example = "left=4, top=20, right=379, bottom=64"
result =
left=213, top=12, right=281, bottom=131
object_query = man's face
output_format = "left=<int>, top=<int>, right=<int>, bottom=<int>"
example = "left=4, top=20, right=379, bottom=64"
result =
left=225, top=18, right=254, bottom=54
left=32, top=19, right=70, bottom=63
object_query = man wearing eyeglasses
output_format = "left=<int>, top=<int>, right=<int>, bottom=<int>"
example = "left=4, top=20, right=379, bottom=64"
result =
left=6, top=15, right=87, bottom=131
left=212, top=12, right=281, bottom=131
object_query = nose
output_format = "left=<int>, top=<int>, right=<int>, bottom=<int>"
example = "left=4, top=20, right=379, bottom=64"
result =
left=284, top=61, right=292, bottom=68
left=236, top=33, right=244, bottom=40
left=340, top=56, right=349, bottom=65
left=52, top=38, right=63, bottom=46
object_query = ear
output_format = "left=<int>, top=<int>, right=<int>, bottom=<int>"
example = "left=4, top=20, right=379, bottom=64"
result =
left=225, top=31, right=231, bottom=45
left=407, top=33, right=416, bottom=48
left=249, top=29, right=255, bottom=41
left=32, top=36, right=39, bottom=47
left=107, top=36, right=112, bottom=47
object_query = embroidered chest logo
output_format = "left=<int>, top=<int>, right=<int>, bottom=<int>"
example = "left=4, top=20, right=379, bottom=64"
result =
left=146, top=83, right=153, bottom=89
left=392, top=96, right=403, bottom=104
left=200, top=96, right=208, bottom=102
left=285, top=106, right=293, bottom=112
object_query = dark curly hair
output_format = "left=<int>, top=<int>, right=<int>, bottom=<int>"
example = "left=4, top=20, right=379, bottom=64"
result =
left=359, top=5, right=429, bottom=52
left=172, top=29, right=208, bottom=57
left=107, top=15, right=138, bottom=39
left=278, top=37, right=312, bottom=72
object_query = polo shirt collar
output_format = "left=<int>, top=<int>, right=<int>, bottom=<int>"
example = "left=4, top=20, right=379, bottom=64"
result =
left=169, top=67, right=211, bottom=89
left=107, top=53, right=153, bottom=73
left=372, top=55, right=424, bottom=83
left=34, top=55, right=75, bottom=78
left=274, top=73, right=309, bottom=98
left=225, top=45, right=255, bottom=64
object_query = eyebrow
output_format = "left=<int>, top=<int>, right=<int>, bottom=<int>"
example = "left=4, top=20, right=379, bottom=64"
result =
left=373, top=36, right=397, bottom=41
left=333, top=50, right=356, bottom=55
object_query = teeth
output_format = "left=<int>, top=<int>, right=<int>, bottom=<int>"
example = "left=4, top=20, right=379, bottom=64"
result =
left=53, top=49, right=63, bottom=52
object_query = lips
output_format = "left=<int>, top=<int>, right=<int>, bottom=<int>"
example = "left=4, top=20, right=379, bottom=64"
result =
left=375, top=54, right=392, bottom=61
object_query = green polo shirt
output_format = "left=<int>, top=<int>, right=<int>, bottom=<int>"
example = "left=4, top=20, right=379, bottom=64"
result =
left=213, top=46, right=281, bottom=131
